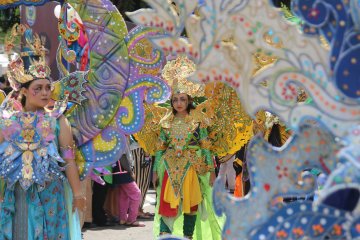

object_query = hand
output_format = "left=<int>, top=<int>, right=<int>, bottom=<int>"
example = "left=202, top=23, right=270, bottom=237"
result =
left=73, top=196, right=86, bottom=212
left=152, top=172, right=158, bottom=189
left=141, top=156, right=151, bottom=168
left=210, top=171, right=216, bottom=186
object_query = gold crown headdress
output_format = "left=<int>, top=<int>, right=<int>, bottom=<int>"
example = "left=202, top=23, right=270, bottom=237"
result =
left=5, top=24, right=51, bottom=91
left=161, top=55, right=204, bottom=97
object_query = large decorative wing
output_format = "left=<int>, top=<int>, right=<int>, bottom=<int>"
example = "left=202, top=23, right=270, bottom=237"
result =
left=51, top=2, right=170, bottom=178
left=213, top=122, right=341, bottom=239
left=58, top=0, right=129, bottom=145
left=124, top=26, right=170, bottom=156
left=134, top=103, right=169, bottom=156
left=199, top=82, right=253, bottom=157
left=51, top=0, right=129, bottom=176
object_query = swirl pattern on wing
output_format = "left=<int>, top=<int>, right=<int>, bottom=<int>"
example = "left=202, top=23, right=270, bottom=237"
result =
left=250, top=202, right=349, bottom=239
left=63, top=0, right=129, bottom=145
left=76, top=24, right=170, bottom=175
left=250, top=50, right=360, bottom=137
left=213, top=122, right=340, bottom=239
left=293, top=0, right=360, bottom=99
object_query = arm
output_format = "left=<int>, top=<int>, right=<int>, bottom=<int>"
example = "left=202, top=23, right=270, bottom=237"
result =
left=58, top=116, right=85, bottom=212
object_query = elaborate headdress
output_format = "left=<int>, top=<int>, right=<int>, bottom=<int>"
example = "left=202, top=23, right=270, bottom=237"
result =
left=161, top=55, right=204, bottom=97
left=5, top=24, right=51, bottom=91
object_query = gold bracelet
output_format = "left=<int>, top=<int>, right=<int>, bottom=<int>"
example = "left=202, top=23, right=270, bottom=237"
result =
left=59, top=143, right=76, bottom=151
left=66, top=162, right=78, bottom=168
left=73, top=195, right=86, bottom=200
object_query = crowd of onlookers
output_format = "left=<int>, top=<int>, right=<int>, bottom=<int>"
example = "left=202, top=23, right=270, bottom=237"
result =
left=81, top=137, right=154, bottom=229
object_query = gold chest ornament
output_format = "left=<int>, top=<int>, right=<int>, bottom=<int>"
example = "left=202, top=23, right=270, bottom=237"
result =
left=169, top=117, right=191, bottom=157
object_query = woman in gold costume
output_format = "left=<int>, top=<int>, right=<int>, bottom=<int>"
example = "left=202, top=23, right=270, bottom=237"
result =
left=151, top=56, right=221, bottom=239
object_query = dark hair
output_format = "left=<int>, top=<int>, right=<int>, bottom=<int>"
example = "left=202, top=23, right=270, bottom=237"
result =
left=268, top=123, right=282, bottom=147
left=171, top=94, right=196, bottom=115
left=20, top=80, right=34, bottom=107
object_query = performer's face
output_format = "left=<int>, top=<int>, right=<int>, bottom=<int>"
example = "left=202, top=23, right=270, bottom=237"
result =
left=23, top=79, right=52, bottom=109
left=172, top=93, right=189, bottom=115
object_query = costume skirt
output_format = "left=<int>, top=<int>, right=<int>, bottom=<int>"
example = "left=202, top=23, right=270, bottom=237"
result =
left=0, top=179, right=81, bottom=240
left=154, top=163, right=223, bottom=240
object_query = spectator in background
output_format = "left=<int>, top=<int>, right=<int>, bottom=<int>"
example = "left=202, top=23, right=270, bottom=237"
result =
left=130, top=135, right=154, bottom=219
left=113, top=137, right=145, bottom=227
left=0, top=74, right=12, bottom=94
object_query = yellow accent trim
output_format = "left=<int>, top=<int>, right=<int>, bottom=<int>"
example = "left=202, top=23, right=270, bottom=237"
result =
left=93, top=133, right=117, bottom=151
left=75, top=149, right=85, bottom=175
left=119, top=96, right=134, bottom=125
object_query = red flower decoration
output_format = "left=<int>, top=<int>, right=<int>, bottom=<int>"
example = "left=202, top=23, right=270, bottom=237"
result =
left=281, top=84, right=297, bottom=101
left=332, top=224, right=342, bottom=236
left=313, top=224, right=324, bottom=235
left=292, top=227, right=304, bottom=237
left=276, top=230, right=288, bottom=238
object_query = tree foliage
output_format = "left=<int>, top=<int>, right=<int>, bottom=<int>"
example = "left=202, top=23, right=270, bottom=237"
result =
left=0, top=8, right=20, bottom=34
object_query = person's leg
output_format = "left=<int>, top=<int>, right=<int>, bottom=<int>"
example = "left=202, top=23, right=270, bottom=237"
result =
left=117, top=185, right=129, bottom=224
left=92, top=181, right=108, bottom=226
left=123, top=182, right=142, bottom=224
left=104, top=187, right=120, bottom=222
left=132, top=148, right=150, bottom=214
left=183, top=213, right=197, bottom=239
left=84, top=178, right=93, bottom=223
left=82, top=178, right=96, bottom=229
left=160, top=217, right=171, bottom=235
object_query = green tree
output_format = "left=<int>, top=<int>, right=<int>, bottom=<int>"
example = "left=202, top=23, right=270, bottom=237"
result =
left=0, top=8, right=20, bottom=42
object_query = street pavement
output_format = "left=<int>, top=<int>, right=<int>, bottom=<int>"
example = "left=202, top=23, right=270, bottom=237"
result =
left=83, top=190, right=156, bottom=240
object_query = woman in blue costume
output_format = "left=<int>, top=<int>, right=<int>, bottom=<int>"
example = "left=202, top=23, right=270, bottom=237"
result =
left=0, top=31, right=84, bottom=239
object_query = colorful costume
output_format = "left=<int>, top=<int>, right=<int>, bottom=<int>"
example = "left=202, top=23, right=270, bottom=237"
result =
left=0, top=111, right=80, bottom=239
left=0, top=24, right=82, bottom=240
left=141, top=55, right=225, bottom=239
left=132, top=55, right=253, bottom=239
left=154, top=111, right=222, bottom=239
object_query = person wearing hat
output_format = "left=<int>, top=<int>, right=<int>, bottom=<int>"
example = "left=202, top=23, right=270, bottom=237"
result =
left=0, top=24, right=83, bottom=239
left=152, top=55, right=221, bottom=239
